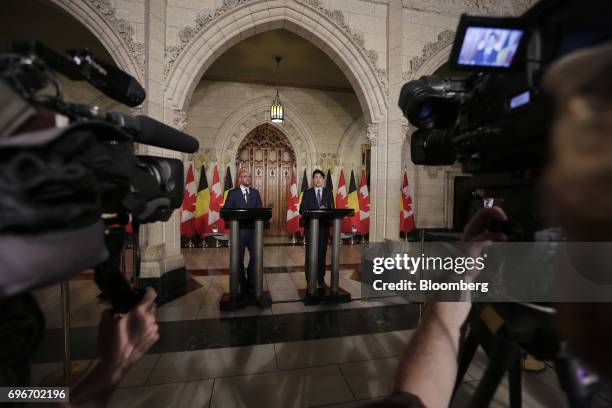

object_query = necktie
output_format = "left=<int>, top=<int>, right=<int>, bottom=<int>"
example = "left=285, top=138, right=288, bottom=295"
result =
left=244, top=188, right=249, bottom=205
left=316, top=189, right=321, bottom=207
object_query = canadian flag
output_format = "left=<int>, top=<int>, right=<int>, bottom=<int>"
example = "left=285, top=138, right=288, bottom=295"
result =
left=181, top=163, right=197, bottom=237
left=358, top=169, right=370, bottom=234
left=287, top=168, right=300, bottom=234
left=400, top=168, right=416, bottom=233
left=208, top=165, right=226, bottom=234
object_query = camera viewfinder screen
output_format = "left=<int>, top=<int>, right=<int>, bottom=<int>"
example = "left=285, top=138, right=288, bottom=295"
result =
left=457, top=27, right=524, bottom=68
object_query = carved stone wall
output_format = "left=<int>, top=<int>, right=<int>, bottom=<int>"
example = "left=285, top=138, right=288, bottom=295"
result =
left=403, top=29, right=455, bottom=80
left=402, top=0, right=538, bottom=16
left=51, top=0, right=145, bottom=81
left=164, top=0, right=387, bottom=91
left=163, top=0, right=387, bottom=127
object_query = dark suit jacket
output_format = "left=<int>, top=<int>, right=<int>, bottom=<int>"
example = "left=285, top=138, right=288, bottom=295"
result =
left=224, top=186, right=263, bottom=209
left=223, top=187, right=263, bottom=231
left=474, top=48, right=498, bottom=65
left=299, top=187, right=334, bottom=218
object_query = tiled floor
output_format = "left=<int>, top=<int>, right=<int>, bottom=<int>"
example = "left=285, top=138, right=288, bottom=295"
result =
left=29, top=241, right=612, bottom=407
left=30, top=330, right=607, bottom=408
left=33, top=242, right=368, bottom=329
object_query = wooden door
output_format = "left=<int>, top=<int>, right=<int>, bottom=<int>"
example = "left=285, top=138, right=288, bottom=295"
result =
left=236, top=124, right=295, bottom=236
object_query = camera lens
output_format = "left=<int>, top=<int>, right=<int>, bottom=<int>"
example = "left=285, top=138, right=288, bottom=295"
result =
left=399, top=78, right=459, bottom=129
left=417, top=102, right=433, bottom=120
left=411, top=129, right=457, bottom=165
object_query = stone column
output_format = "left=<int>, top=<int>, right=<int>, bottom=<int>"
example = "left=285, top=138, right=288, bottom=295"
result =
left=137, top=0, right=186, bottom=300
left=382, top=0, right=404, bottom=241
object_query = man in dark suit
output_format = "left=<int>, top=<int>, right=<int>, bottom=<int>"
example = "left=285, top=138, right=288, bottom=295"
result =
left=474, top=32, right=499, bottom=65
left=223, top=168, right=263, bottom=295
left=299, top=169, right=335, bottom=291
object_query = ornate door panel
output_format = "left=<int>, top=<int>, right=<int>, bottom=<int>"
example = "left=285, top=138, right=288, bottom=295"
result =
left=236, top=124, right=296, bottom=236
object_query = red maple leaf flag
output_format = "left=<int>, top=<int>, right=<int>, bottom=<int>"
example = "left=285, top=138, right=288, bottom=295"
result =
left=181, top=163, right=197, bottom=237
left=336, top=169, right=351, bottom=232
left=287, top=167, right=300, bottom=234
left=208, top=165, right=226, bottom=234
left=358, top=169, right=370, bottom=234
left=400, top=168, right=416, bottom=233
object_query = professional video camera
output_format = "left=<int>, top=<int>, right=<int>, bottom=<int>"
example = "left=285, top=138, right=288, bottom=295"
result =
left=398, top=1, right=612, bottom=407
left=0, top=41, right=199, bottom=312
left=399, top=0, right=612, bottom=240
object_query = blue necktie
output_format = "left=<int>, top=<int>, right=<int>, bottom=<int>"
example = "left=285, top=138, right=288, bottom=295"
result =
left=316, top=189, right=321, bottom=207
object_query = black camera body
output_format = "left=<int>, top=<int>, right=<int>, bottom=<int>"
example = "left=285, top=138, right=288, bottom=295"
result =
left=398, top=2, right=612, bottom=405
left=0, top=41, right=199, bottom=312
left=399, top=0, right=612, bottom=239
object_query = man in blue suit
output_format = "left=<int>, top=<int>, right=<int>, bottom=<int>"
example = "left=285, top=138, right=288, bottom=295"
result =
left=223, top=168, right=263, bottom=295
left=299, top=169, right=335, bottom=291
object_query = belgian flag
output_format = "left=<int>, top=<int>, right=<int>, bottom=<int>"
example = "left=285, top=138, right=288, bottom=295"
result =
left=194, top=165, right=210, bottom=237
left=298, top=168, right=308, bottom=207
left=347, top=170, right=360, bottom=232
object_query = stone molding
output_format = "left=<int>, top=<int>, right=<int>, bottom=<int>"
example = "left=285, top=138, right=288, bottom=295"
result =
left=318, top=153, right=339, bottom=170
left=51, top=0, right=145, bottom=81
left=401, top=0, right=538, bottom=16
left=172, top=110, right=188, bottom=131
left=164, top=0, right=387, bottom=96
left=212, top=96, right=318, bottom=172
left=84, top=0, right=145, bottom=60
left=403, top=29, right=455, bottom=81
left=366, top=123, right=379, bottom=146
left=163, top=0, right=387, bottom=127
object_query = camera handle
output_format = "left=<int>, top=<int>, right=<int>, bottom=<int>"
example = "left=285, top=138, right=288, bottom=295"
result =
left=94, top=226, right=145, bottom=314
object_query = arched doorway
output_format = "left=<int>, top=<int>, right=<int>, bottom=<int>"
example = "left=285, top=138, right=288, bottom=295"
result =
left=236, top=124, right=296, bottom=236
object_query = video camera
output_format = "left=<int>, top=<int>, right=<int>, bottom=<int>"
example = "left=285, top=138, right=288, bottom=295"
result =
left=399, top=0, right=612, bottom=239
left=0, top=41, right=199, bottom=312
left=399, top=1, right=612, bottom=406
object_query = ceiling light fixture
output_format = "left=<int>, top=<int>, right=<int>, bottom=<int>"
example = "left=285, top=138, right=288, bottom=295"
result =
left=270, top=56, right=284, bottom=123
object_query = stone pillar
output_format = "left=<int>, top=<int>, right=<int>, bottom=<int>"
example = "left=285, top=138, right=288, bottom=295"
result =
left=137, top=0, right=186, bottom=300
left=382, top=0, right=405, bottom=241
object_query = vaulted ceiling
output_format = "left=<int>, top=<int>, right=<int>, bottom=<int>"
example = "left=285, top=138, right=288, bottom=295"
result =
left=203, top=29, right=354, bottom=92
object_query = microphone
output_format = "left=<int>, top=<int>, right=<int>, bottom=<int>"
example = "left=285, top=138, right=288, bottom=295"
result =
left=4, top=42, right=146, bottom=108
left=67, top=49, right=146, bottom=107
left=106, top=112, right=199, bottom=153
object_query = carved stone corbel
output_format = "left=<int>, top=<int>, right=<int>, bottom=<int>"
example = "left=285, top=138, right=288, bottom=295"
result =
left=366, top=123, right=379, bottom=146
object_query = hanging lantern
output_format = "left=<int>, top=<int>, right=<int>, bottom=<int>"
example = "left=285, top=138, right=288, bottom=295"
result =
left=270, top=56, right=284, bottom=123
left=270, top=89, right=283, bottom=123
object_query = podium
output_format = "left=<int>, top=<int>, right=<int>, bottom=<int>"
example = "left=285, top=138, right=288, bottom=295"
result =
left=301, top=209, right=354, bottom=304
left=219, top=208, right=272, bottom=311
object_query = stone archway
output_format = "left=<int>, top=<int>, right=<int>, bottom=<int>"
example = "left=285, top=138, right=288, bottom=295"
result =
left=214, top=96, right=317, bottom=176
left=336, top=116, right=367, bottom=168
left=236, top=124, right=296, bottom=235
left=164, top=0, right=387, bottom=126
left=49, top=0, right=144, bottom=82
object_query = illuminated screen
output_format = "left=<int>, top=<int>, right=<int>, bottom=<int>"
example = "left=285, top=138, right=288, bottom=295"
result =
left=457, top=27, right=524, bottom=68
left=510, top=91, right=530, bottom=109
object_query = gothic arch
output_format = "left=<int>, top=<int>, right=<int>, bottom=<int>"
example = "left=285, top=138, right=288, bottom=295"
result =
left=336, top=116, right=368, bottom=167
left=213, top=96, right=317, bottom=175
left=49, top=0, right=143, bottom=82
left=403, top=30, right=455, bottom=81
left=414, top=45, right=453, bottom=79
left=165, top=0, right=386, bottom=126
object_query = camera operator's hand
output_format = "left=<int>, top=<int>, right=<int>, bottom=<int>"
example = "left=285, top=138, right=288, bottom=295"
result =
left=97, top=287, right=159, bottom=373
left=462, top=206, right=508, bottom=243
left=67, top=287, right=159, bottom=408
